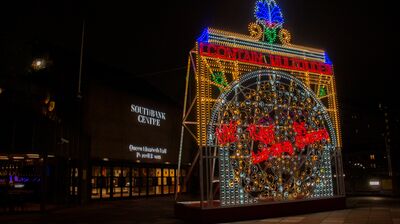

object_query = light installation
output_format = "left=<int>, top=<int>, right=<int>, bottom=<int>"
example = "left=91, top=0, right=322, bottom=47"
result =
left=177, top=0, right=344, bottom=207
left=254, top=0, right=284, bottom=43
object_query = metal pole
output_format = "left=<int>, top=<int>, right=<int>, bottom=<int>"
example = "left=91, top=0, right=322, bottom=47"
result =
left=77, top=19, right=87, bottom=205
left=337, top=148, right=345, bottom=195
left=210, top=144, right=218, bottom=203
left=40, top=118, right=48, bottom=212
left=175, top=57, right=191, bottom=200
left=334, top=149, right=340, bottom=195
left=199, top=146, right=204, bottom=208
left=205, top=145, right=210, bottom=207
left=77, top=20, right=85, bottom=99
left=198, top=59, right=204, bottom=208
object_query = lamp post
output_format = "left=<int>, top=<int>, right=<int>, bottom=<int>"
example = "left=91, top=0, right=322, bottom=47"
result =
left=76, top=20, right=88, bottom=205
left=30, top=57, right=50, bottom=212
left=30, top=56, right=56, bottom=212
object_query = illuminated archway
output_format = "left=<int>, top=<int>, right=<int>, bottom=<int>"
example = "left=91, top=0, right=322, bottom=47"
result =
left=209, top=69, right=336, bottom=205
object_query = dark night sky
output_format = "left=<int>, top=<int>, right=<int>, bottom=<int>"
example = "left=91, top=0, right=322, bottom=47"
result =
left=1, top=0, right=399, bottom=185
left=1, top=0, right=399, bottom=109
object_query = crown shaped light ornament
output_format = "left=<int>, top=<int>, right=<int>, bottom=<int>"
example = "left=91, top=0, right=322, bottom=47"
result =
left=249, top=0, right=291, bottom=45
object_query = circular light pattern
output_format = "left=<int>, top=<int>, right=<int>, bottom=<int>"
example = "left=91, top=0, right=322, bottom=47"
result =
left=210, top=70, right=335, bottom=202
left=248, top=22, right=263, bottom=40
left=279, top=28, right=291, bottom=45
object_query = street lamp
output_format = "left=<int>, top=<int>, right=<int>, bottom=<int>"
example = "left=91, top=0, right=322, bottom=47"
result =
left=31, top=58, right=48, bottom=71
left=30, top=56, right=54, bottom=211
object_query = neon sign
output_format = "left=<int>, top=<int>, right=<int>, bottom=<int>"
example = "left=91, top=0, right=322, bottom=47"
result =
left=199, top=42, right=333, bottom=75
left=129, top=144, right=167, bottom=160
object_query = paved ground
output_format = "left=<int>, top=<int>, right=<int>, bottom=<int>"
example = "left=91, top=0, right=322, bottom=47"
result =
left=0, top=196, right=184, bottom=224
left=225, top=197, right=400, bottom=224
left=0, top=196, right=399, bottom=223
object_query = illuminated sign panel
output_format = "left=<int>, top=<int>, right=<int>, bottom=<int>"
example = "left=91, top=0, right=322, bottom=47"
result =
left=129, top=144, right=167, bottom=160
left=199, top=42, right=332, bottom=75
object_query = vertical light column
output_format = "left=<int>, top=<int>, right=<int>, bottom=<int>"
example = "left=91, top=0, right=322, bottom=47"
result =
left=330, top=75, right=342, bottom=148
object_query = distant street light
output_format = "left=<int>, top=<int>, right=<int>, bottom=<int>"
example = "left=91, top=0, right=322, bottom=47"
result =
left=31, top=58, right=47, bottom=71
left=0, top=87, right=3, bottom=95
left=48, top=101, right=56, bottom=112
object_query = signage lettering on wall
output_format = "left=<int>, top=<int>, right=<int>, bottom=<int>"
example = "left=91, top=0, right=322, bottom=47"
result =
left=129, top=144, right=167, bottom=160
left=130, top=104, right=166, bottom=126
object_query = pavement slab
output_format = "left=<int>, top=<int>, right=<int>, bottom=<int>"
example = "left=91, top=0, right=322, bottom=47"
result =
left=0, top=196, right=399, bottom=224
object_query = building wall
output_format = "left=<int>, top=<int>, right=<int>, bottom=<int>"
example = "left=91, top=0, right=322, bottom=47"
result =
left=85, top=77, right=192, bottom=166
